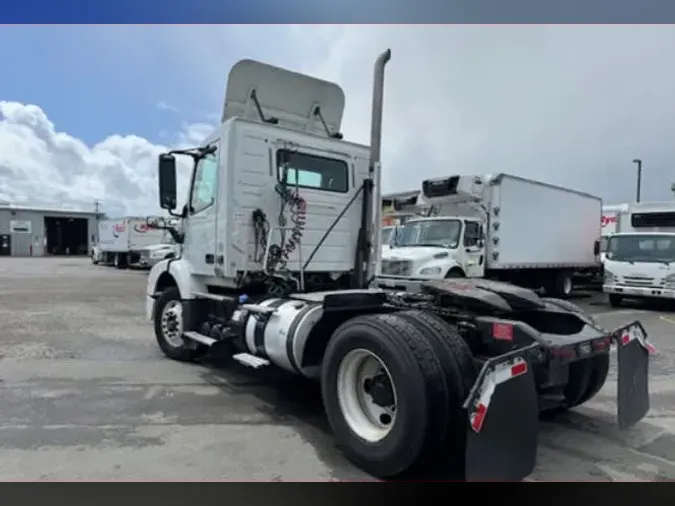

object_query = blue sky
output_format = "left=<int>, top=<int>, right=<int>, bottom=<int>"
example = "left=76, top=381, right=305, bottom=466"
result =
left=3, top=25, right=675, bottom=216
left=0, top=26, right=217, bottom=144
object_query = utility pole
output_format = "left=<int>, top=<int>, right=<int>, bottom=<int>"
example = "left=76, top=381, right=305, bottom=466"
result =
left=94, top=199, right=100, bottom=214
left=632, top=158, right=642, bottom=203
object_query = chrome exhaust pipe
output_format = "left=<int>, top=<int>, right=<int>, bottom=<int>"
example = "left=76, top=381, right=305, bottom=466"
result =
left=365, top=49, right=391, bottom=283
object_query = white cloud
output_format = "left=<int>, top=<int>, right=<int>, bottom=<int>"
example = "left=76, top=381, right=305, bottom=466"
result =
left=0, top=100, right=202, bottom=217
left=156, top=100, right=179, bottom=114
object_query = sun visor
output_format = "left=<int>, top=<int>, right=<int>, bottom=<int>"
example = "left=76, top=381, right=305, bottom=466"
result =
left=222, top=59, right=346, bottom=138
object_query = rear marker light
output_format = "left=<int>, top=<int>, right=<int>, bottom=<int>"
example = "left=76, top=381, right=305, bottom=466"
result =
left=492, top=322, right=514, bottom=341
left=511, top=362, right=527, bottom=377
left=469, top=357, right=528, bottom=434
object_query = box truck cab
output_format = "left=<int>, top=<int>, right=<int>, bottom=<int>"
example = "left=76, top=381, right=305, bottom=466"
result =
left=380, top=215, right=484, bottom=282
left=600, top=203, right=630, bottom=263
left=603, top=232, right=675, bottom=306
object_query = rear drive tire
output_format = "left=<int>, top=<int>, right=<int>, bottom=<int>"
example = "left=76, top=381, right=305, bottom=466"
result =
left=321, top=313, right=448, bottom=479
left=609, top=294, right=623, bottom=307
left=396, top=310, right=476, bottom=474
left=563, top=353, right=611, bottom=408
left=114, top=253, right=127, bottom=269
left=153, top=287, right=207, bottom=362
left=545, top=271, right=573, bottom=298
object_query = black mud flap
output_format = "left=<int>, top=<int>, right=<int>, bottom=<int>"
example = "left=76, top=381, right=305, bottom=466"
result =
left=463, top=344, right=539, bottom=482
left=613, top=321, right=656, bottom=430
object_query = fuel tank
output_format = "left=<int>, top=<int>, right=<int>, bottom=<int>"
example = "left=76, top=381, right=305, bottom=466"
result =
left=242, top=298, right=324, bottom=378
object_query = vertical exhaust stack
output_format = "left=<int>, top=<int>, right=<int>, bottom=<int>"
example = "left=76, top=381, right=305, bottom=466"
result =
left=362, top=49, right=391, bottom=285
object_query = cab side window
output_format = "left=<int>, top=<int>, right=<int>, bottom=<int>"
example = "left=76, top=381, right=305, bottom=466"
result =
left=464, top=221, right=481, bottom=247
left=190, top=147, right=218, bottom=214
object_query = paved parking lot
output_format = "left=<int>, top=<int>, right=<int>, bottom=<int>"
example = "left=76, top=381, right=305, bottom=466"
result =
left=0, top=257, right=675, bottom=481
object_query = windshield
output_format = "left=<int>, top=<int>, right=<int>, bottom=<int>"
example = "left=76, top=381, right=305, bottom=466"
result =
left=395, top=219, right=461, bottom=248
left=607, top=234, right=675, bottom=263
left=381, top=227, right=393, bottom=245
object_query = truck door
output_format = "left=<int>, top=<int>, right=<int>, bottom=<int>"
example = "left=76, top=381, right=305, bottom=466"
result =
left=463, top=220, right=485, bottom=278
left=183, top=143, right=219, bottom=277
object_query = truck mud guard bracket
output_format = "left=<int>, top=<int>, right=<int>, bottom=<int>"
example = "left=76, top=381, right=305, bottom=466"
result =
left=463, top=343, right=539, bottom=482
left=613, top=320, right=656, bottom=430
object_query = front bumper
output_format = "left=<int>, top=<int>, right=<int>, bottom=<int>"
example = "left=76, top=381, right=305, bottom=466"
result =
left=603, top=283, right=675, bottom=299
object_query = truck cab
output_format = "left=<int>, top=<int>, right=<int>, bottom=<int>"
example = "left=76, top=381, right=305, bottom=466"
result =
left=603, top=231, right=675, bottom=306
left=377, top=216, right=485, bottom=291
left=377, top=174, right=487, bottom=291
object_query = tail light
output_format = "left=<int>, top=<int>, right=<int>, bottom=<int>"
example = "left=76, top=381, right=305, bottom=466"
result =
left=492, top=322, right=514, bottom=341
left=550, top=346, right=576, bottom=360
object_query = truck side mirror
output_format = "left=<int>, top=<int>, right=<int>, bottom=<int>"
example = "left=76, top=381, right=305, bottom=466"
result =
left=158, top=154, right=177, bottom=210
left=593, top=239, right=600, bottom=256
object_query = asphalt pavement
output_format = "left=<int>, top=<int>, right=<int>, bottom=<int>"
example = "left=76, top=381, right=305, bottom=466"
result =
left=0, top=257, right=674, bottom=481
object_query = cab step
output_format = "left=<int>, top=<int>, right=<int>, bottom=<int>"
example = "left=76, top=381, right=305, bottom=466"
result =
left=183, top=331, right=217, bottom=346
left=233, top=353, right=270, bottom=369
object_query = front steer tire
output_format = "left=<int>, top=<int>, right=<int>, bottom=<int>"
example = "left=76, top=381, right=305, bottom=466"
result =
left=153, top=287, right=207, bottom=362
left=321, top=313, right=450, bottom=479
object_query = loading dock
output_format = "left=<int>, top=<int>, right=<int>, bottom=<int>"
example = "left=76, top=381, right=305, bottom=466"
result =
left=44, top=216, right=90, bottom=255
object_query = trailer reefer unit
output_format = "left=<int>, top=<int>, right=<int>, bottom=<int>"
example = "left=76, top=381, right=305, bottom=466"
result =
left=377, top=173, right=603, bottom=298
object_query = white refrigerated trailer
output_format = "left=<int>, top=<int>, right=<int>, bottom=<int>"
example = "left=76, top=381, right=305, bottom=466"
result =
left=377, top=173, right=603, bottom=297
left=95, top=216, right=167, bottom=268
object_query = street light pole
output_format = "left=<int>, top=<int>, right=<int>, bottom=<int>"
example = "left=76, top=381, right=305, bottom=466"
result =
left=632, top=158, right=642, bottom=203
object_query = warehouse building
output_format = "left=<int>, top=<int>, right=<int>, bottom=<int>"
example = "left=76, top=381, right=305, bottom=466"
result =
left=0, top=203, right=103, bottom=257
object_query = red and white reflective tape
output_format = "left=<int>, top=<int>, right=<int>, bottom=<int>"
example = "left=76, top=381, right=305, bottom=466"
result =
left=620, top=324, right=657, bottom=355
left=469, top=357, right=529, bottom=434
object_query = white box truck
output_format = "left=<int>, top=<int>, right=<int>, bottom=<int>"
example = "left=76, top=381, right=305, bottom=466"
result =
left=93, top=217, right=167, bottom=268
left=377, top=173, right=602, bottom=297
left=603, top=201, right=675, bottom=306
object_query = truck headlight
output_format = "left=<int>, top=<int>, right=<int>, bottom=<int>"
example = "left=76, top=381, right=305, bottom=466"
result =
left=419, top=266, right=442, bottom=276
left=664, top=273, right=675, bottom=289
left=604, top=270, right=615, bottom=284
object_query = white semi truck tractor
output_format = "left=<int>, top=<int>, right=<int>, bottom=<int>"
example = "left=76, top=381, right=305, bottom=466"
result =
left=144, top=50, right=654, bottom=481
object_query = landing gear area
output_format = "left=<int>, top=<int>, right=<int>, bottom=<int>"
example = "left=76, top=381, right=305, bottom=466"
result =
left=44, top=216, right=89, bottom=256
left=149, top=283, right=654, bottom=481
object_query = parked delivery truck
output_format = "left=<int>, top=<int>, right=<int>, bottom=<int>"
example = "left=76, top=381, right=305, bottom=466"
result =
left=376, top=173, right=602, bottom=298
left=94, top=217, right=167, bottom=268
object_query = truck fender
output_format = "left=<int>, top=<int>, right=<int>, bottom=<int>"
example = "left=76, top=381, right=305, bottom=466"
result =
left=147, top=259, right=206, bottom=300
left=444, top=263, right=466, bottom=278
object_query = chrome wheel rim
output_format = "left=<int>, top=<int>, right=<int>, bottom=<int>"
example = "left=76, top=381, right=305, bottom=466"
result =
left=336, top=348, right=397, bottom=443
left=161, top=300, right=184, bottom=347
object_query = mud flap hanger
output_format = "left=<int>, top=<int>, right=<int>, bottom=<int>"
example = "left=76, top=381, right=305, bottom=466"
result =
left=612, top=320, right=655, bottom=430
left=463, top=343, right=540, bottom=482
